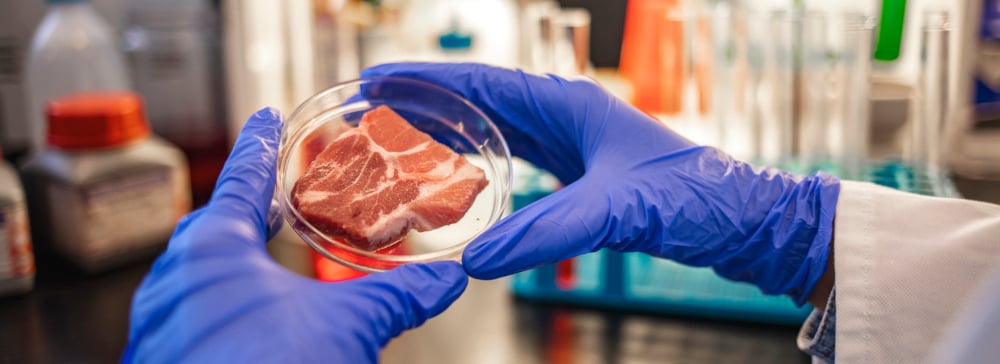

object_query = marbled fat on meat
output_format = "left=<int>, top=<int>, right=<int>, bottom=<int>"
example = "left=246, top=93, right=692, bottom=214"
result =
left=291, top=105, right=489, bottom=251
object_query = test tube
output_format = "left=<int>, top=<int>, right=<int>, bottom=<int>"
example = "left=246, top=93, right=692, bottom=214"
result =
left=840, top=14, right=875, bottom=179
left=796, top=11, right=874, bottom=178
left=660, top=5, right=740, bottom=150
left=744, top=10, right=794, bottom=166
left=521, top=3, right=591, bottom=77
left=705, top=3, right=751, bottom=160
left=521, top=0, right=560, bottom=74
left=907, top=11, right=950, bottom=170
left=796, top=12, right=828, bottom=169
left=552, top=8, right=592, bottom=76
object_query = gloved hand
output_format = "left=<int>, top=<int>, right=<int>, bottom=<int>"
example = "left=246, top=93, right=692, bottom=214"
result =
left=363, top=63, right=840, bottom=305
left=122, top=108, right=468, bottom=364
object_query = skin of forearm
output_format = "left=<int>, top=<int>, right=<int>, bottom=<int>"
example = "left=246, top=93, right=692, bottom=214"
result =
left=807, top=230, right=835, bottom=308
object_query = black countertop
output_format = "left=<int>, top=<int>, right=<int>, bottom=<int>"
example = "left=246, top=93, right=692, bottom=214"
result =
left=383, top=277, right=809, bottom=364
left=0, top=260, right=150, bottom=363
left=0, top=251, right=809, bottom=364
left=6, top=159, right=997, bottom=364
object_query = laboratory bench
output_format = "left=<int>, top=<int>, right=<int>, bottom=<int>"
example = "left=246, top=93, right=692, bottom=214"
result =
left=0, top=252, right=810, bottom=364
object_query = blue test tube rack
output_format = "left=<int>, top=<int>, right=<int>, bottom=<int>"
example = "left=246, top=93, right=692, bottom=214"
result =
left=509, top=158, right=960, bottom=325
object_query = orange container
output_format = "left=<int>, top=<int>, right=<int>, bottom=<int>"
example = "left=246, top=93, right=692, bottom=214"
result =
left=620, top=0, right=713, bottom=117
left=619, top=0, right=680, bottom=115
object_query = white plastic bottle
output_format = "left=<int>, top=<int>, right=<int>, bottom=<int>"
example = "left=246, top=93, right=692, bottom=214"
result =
left=20, top=91, right=190, bottom=273
left=24, top=0, right=131, bottom=151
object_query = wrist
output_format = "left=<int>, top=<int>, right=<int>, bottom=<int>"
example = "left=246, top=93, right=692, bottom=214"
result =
left=807, top=227, right=835, bottom=308
left=779, top=172, right=840, bottom=305
left=708, top=168, right=840, bottom=306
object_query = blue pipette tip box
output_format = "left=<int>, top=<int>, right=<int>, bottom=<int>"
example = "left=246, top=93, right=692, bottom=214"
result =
left=509, top=158, right=960, bottom=325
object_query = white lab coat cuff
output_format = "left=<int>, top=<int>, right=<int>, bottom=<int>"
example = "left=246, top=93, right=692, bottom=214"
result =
left=832, top=180, right=1000, bottom=363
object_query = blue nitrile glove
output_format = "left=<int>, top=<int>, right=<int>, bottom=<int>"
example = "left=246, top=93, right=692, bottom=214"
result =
left=362, top=63, right=840, bottom=305
left=122, top=108, right=468, bottom=364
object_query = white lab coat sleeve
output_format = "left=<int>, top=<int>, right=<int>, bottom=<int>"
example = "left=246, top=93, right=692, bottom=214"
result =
left=832, top=180, right=1000, bottom=363
left=926, top=264, right=1000, bottom=363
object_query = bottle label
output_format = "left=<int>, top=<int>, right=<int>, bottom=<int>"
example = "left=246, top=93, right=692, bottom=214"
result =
left=0, top=203, right=34, bottom=280
left=48, top=168, right=187, bottom=261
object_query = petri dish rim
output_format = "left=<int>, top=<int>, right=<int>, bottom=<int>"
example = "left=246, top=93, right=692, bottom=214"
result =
left=276, top=76, right=513, bottom=271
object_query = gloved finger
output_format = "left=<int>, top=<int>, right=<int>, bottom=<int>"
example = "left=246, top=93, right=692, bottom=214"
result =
left=462, top=177, right=613, bottom=279
left=208, top=107, right=283, bottom=239
left=361, top=62, right=588, bottom=183
left=339, top=261, right=468, bottom=346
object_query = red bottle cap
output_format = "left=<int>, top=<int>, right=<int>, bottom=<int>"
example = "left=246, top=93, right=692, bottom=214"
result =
left=46, top=91, right=151, bottom=150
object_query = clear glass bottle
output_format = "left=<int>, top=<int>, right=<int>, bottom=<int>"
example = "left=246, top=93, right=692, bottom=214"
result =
left=20, top=92, right=190, bottom=273
left=124, top=0, right=228, bottom=205
left=24, top=0, right=131, bottom=152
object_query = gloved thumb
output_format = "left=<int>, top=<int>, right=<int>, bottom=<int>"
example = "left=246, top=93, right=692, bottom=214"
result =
left=463, top=177, right=613, bottom=279
left=208, top=107, right=282, bottom=244
left=339, top=261, right=468, bottom=347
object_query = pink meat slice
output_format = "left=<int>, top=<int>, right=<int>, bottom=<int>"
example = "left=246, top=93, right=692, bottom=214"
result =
left=291, top=105, right=489, bottom=251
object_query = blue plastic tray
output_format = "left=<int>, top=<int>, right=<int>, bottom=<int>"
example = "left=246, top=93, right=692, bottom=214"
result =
left=509, top=159, right=960, bottom=325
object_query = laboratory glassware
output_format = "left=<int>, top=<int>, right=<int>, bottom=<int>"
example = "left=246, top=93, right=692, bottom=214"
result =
left=906, top=10, right=951, bottom=171
left=795, top=10, right=875, bottom=178
left=748, top=10, right=796, bottom=166
left=520, top=0, right=559, bottom=73
left=654, top=4, right=747, bottom=158
left=530, top=7, right=592, bottom=76
left=703, top=3, right=750, bottom=160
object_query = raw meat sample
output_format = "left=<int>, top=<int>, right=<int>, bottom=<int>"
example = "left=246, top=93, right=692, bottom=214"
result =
left=292, top=105, right=489, bottom=251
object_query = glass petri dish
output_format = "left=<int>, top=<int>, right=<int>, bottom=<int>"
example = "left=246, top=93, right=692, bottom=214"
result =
left=277, top=76, right=512, bottom=272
